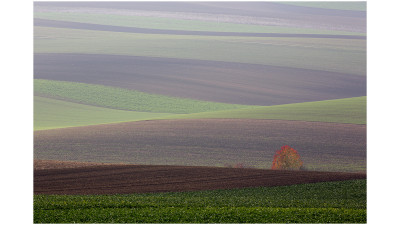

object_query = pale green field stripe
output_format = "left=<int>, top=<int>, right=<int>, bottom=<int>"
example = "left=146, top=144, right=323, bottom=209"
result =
left=34, top=79, right=248, bottom=114
left=34, top=27, right=366, bottom=75
left=163, top=96, right=366, bottom=125
left=34, top=96, right=175, bottom=131
left=34, top=12, right=365, bottom=36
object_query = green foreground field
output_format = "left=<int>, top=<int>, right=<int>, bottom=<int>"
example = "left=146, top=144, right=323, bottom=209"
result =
left=34, top=179, right=366, bottom=223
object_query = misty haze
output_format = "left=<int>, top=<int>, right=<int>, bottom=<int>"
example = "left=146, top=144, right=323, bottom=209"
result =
left=34, top=1, right=366, bottom=223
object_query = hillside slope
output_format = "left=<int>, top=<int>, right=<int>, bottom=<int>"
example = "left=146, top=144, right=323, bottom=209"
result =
left=166, top=96, right=366, bottom=124
left=34, top=96, right=174, bottom=130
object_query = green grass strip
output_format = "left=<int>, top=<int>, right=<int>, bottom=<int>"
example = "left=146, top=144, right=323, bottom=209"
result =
left=34, top=96, right=175, bottom=130
left=34, top=180, right=366, bottom=223
left=165, top=96, right=366, bottom=124
left=34, top=79, right=248, bottom=114
left=35, top=79, right=366, bottom=125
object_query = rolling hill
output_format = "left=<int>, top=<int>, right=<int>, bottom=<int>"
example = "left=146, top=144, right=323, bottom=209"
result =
left=34, top=119, right=366, bottom=172
left=34, top=12, right=365, bottom=36
left=33, top=2, right=367, bottom=223
left=166, top=96, right=366, bottom=124
left=33, top=1, right=366, bottom=173
left=34, top=96, right=175, bottom=130
left=34, top=79, right=247, bottom=113
left=34, top=26, right=366, bottom=75
left=34, top=54, right=366, bottom=106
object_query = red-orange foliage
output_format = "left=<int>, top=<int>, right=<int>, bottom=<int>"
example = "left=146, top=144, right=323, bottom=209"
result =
left=271, top=145, right=303, bottom=170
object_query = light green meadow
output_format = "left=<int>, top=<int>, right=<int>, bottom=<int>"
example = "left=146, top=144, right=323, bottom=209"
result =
left=165, top=96, right=366, bottom=125
left=34, top=79, right=248, bottom=114
left=34, top=96, right=175, bottom=130
left=35, top=79, right=366, bottom=126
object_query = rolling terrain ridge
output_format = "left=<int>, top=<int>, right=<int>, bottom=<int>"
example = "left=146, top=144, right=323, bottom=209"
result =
left=33, top=2, right=367, bottom=223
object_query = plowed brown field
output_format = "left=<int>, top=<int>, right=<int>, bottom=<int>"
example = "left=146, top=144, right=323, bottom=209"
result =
left=34, top=54, right=366, bottom=105
left=34, top=160, right=365, bottom=195
left=34, top=119, right=366, bottom=172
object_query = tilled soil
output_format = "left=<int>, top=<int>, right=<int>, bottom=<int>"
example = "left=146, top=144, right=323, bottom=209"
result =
left=34, top=53, right=366, bottom=106
left=34, top=159, right=117, bottom=170
left=34, top=160, right=366, bottom=195
left=34, top=119, right=366, bottom=172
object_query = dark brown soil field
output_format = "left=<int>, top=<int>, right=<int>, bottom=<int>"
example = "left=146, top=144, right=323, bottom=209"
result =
left=34, top=159, right=117, bottom=170
left=34, top=160, right=366, bottom=195
left=34, top=53, right=366, bottom=105
left=34, top=119, right=366, bottom=172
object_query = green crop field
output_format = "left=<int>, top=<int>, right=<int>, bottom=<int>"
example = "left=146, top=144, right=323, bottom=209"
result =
left=32, top=2, right=367, bottom=223
left=34, top=26, right=366, bottom=75
left=166, top=96, right=366, bottom=124
left=34, top=179, right=366, bottom=223
left=34, top=96, right=175, bottom=130
left=35, top=79, right=247, bottom=114
left=34, top=79, right=366, bottom=129
left=35, top=12, right=365, bottom=36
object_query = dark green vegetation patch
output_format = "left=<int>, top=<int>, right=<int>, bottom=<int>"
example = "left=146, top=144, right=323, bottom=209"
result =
left=34, top=179, right=366, bottom=223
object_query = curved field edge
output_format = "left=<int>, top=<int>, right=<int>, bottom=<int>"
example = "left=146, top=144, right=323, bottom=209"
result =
left=163, top=96, right=366, bottom=125
left=34, top=96, right=175, bottom=130
left=34, top=94, right=365, bottom=132
left=34, top=159, right=117, bottom=170
left=35, top=53, right=366, bottom=106
left=34, top=179, right=366, bottom=223
left=34, top=163, right=366, bottom=195
left=34, top=27, right=366, bottom=76
left=34, top=79, right=248, bottom=114
left=35, top=79, right=365, bottom=125
left=34, top=12, right=365, bottom=36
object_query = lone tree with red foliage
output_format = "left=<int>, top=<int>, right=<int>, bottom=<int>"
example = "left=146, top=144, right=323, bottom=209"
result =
left=271, top=145, right=303, bottom=170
